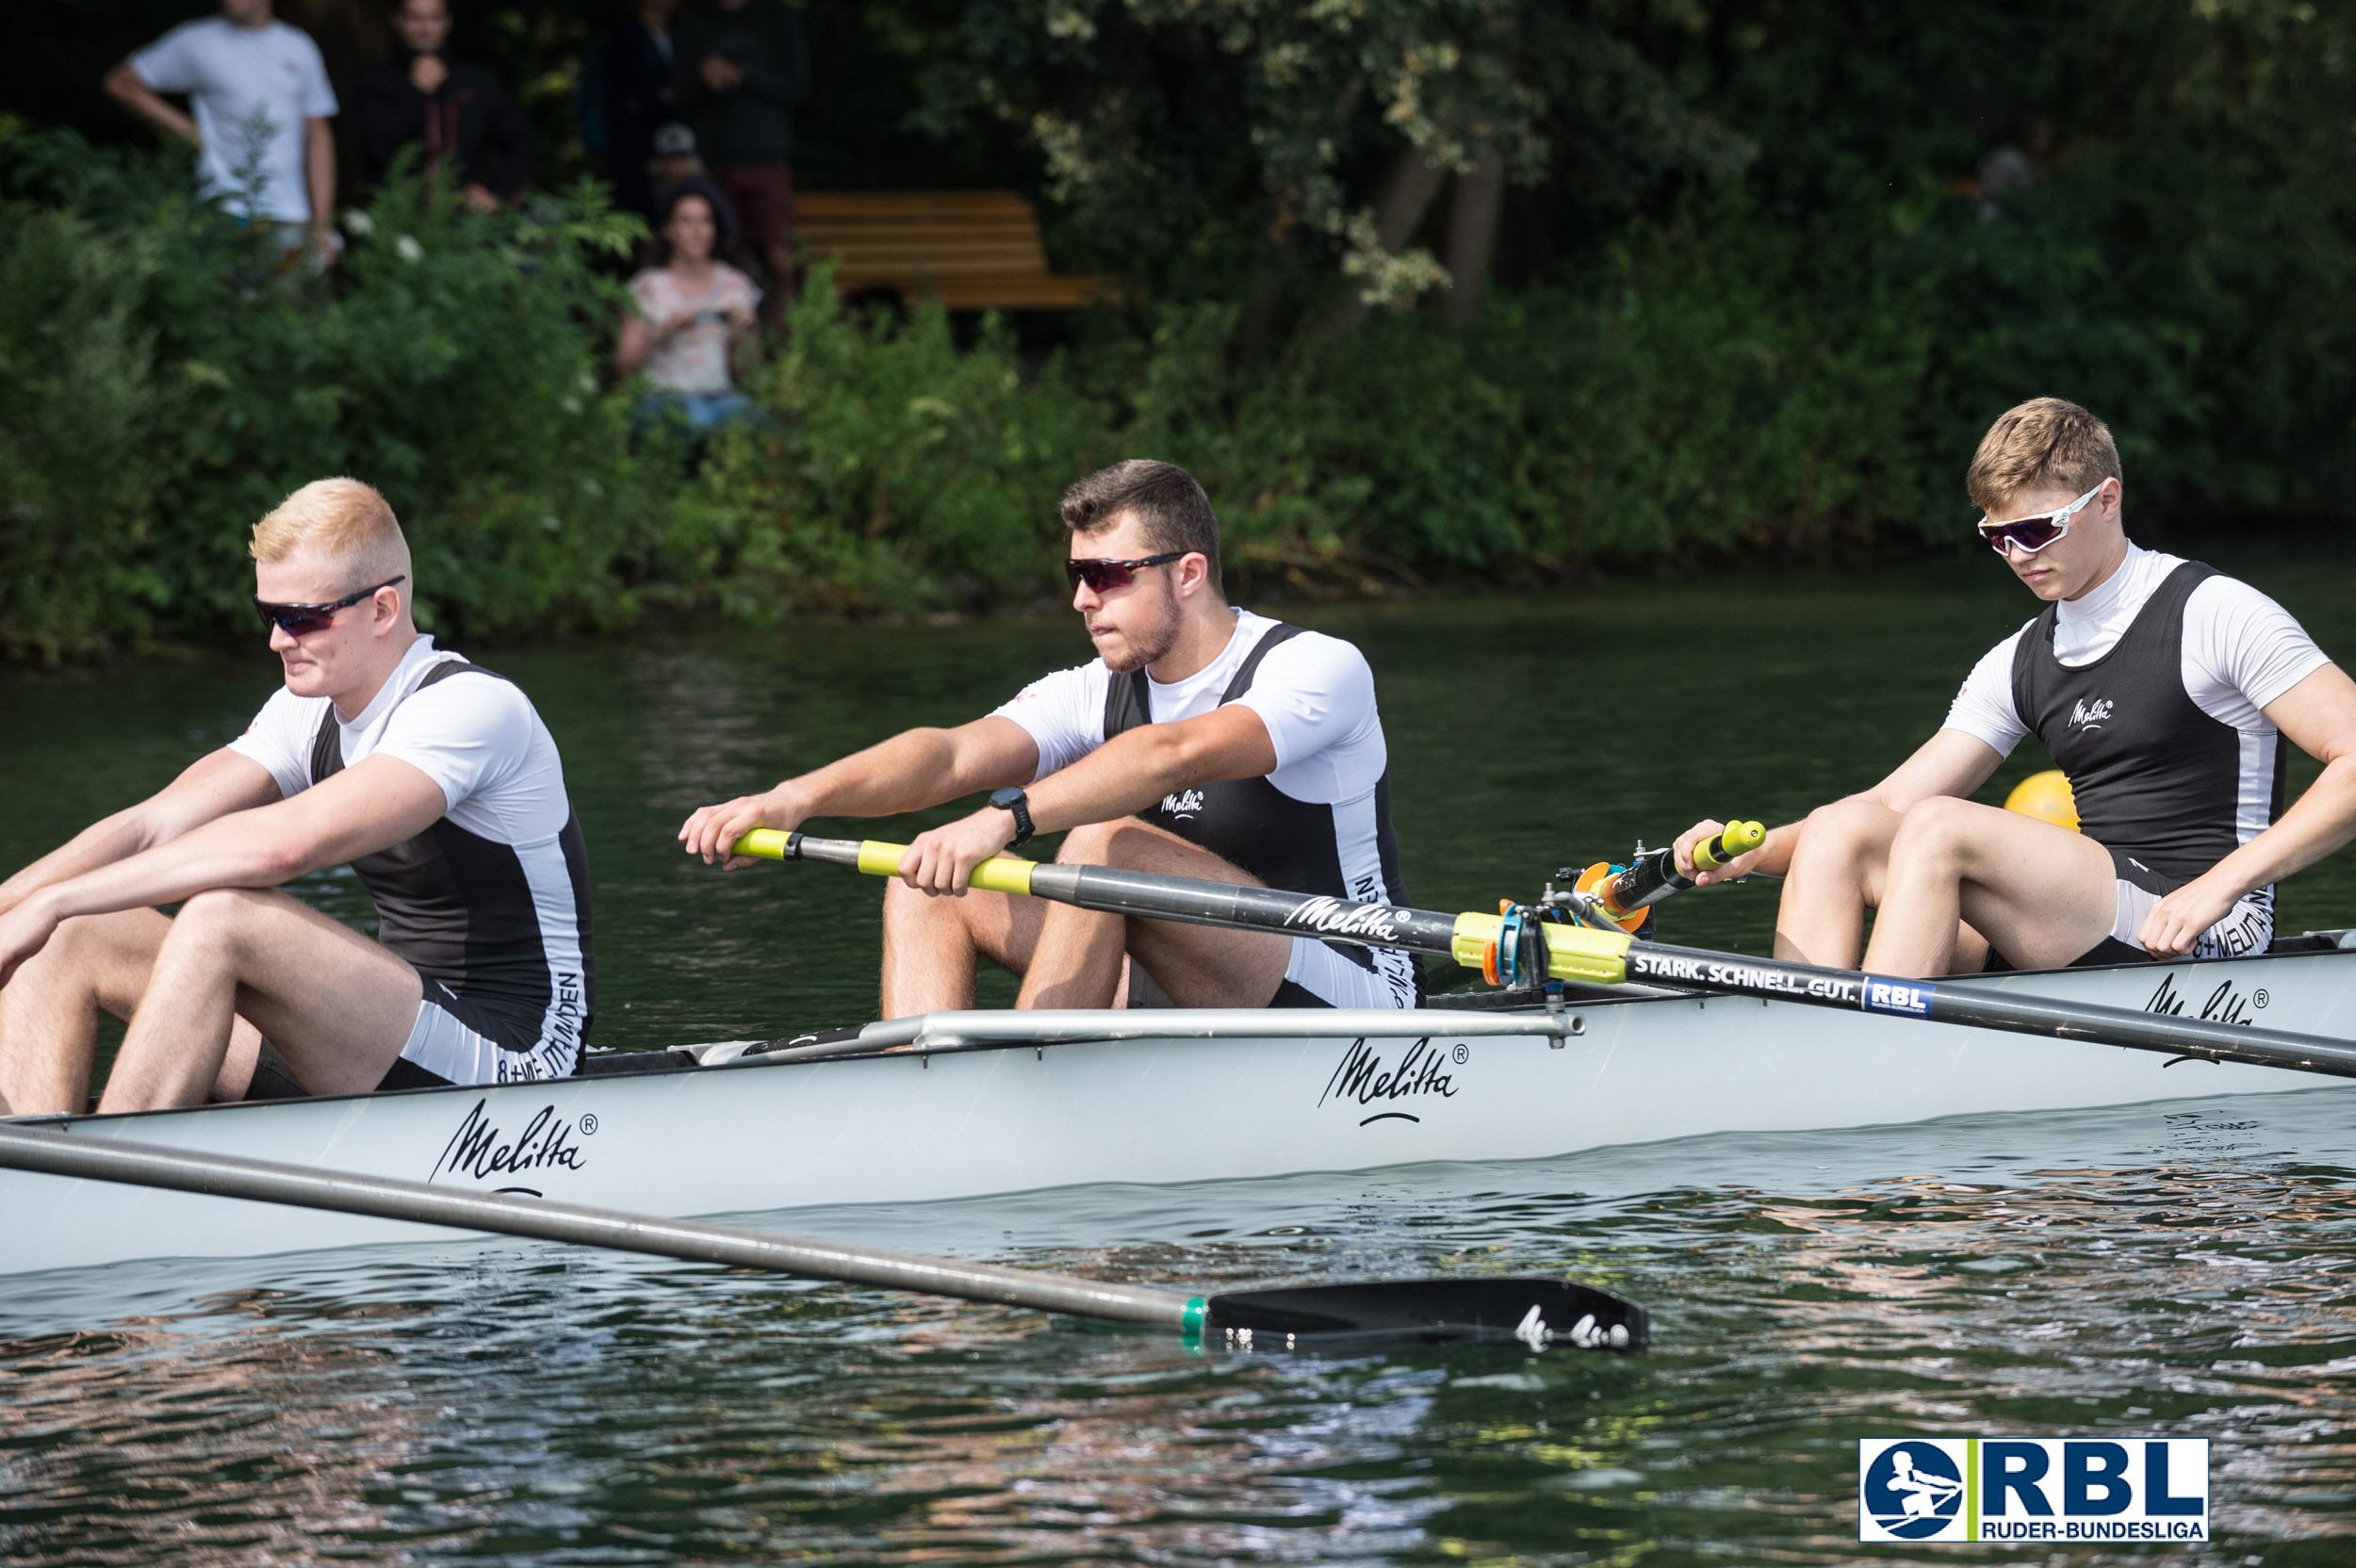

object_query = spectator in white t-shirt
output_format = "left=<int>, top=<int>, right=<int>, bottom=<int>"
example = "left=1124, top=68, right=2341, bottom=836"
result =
left=614, top=177, right=761, bottom=433
left=104, top=0, right=341, bottom=269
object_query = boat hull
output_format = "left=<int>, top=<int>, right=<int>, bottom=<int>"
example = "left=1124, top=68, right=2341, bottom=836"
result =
left=7, top=948, right=2353, bottom=1277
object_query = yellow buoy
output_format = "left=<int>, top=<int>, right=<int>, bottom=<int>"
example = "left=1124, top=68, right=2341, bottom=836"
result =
left=2004, top=769, right=2078, bottom=831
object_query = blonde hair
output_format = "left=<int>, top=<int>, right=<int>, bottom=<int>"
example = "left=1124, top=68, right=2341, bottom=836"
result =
left=1966, top=398, right=2122, bottom=515
left=249, top=478, right=412, bottom=593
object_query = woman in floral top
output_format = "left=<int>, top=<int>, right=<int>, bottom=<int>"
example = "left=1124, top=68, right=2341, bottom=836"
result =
left=614, top=178, right=761, bottom=433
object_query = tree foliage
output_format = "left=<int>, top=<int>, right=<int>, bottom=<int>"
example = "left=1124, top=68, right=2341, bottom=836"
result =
left=910, top=0, right=1747, bottom=317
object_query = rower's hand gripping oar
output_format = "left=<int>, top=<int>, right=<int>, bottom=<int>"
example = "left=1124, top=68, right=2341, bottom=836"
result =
left=740, top=830, right=2356, bottom=1081
left=0, top=1126, right=1644, bottom=1352
left=1559, top=820, right=1767, bottom=934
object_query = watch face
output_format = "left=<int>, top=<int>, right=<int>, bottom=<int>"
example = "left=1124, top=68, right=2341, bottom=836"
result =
left=990, top=788, right=1023, bottom=809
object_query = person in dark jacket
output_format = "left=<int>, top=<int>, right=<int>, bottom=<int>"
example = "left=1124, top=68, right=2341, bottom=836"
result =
left=673, top=0, right=808, bottom=296
left=597, top=0, right=682, bottom=223
left=356, top=0, right=532, bottom=212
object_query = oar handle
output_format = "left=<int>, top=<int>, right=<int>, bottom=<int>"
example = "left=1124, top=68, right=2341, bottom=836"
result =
left=1693, top=819, right=1768, bottom=873
left=1599, top=819, right=1765, bottom=916
left=735, top=829, right=1039, bottom=897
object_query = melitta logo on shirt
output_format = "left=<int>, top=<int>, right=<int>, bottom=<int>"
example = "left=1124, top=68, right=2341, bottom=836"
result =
left=2069, top=696, right=2115, bottom=730
left=1160, top=788, right=1206, bottom=818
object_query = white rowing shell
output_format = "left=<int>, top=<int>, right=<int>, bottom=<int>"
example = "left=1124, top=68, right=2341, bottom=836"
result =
left=5, top=945, right=2353, bottom=1278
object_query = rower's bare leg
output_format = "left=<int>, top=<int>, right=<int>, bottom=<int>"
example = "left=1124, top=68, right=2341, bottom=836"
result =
left=1017, top=819, right=1290, bottom=1010
left=880, top=879, right=1046, bottom=1017
left=0, top=909, right=163, bottom=1116
left=98, top=888, right=421, bottom=1113
left=1864, top=797, right=2117, bottom=977
left=0, top=909, right=268, bottom=1115
left=1775, top=798, right=1991, bottom=972
left=1775, top=799, right=1899, bottom=967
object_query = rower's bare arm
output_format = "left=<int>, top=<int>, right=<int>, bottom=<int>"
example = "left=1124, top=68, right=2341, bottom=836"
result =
left=1027, top=704, right=1277, bottom=834
left=678, top=716, right=1041, bottom=868
left=0, top=759, right=446, bottom=987
left=102, top=62, right=198, bottom=144
left=1675, top=728, right=2003, bottom=887
left=0, top=749, right=280, bottom=921
left=2137, top=662, right=2356, bottom=956
left=894, top=706, right=1278, bottom=895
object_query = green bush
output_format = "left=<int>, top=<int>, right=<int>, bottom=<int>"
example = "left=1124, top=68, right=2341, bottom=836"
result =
left=7, top=0, right=2354, bottom=669
left=1, top=127, right=660, bottom=662
left=0, top=200, right=176, bottom=661
left=671, top=281, right=1107, bottom=617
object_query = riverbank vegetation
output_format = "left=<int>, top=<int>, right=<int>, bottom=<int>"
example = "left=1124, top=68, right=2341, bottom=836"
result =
left=4, top=0, right=2350, bottom=662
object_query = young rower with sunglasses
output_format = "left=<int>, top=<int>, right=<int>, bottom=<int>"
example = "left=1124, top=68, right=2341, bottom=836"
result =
left=1671, top=396, right=2356, bottom=975
left=0, top=479, right=593, bottom=1116
left=679, top=459, right=1420, bottom=1015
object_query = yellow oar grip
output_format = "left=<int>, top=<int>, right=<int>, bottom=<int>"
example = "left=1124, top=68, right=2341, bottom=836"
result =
left=852, top=841, right=1037, bottom=895
left=1448, top=913, right=1631, bottom=985
left=728, top=831, right=1038, bottom=895
left=1693, top=819, right=1766, bottom=873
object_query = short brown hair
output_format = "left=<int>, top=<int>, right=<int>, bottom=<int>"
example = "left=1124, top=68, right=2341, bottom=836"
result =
left=1966, top=398, right=2122, bottom=514
left=1060, top=460, right=1222, bottom=595
left=250, top=478, right=412, bottom=593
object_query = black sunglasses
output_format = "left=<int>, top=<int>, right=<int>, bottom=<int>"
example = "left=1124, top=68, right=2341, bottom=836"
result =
left=254, top=576, right=405, bottom=636
left=1065, top=552, right=1186, bottom=593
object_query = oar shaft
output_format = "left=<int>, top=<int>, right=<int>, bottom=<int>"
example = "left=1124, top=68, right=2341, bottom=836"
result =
left=1622, top=941, right=2356, bottom=1077
left=748, top=831, right=2356, bottom=1081
left=755, top=831, right=1473, bottom=968
left=0, top=1125, right=1193, bottom=1327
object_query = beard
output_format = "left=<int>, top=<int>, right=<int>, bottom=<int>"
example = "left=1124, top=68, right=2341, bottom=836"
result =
left=1095, top=586, right=1183, bottom=674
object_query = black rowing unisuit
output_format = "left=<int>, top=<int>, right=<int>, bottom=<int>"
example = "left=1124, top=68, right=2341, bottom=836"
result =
left=1104, top=622, right=1415, bottom=990
left=308, top=659, right=597, bottom=1053
left=2010, top=560, right=2286, bottom=893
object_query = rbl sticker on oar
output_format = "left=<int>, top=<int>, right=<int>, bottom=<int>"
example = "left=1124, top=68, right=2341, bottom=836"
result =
left=1858, top=1438, right=2208, bottom=1543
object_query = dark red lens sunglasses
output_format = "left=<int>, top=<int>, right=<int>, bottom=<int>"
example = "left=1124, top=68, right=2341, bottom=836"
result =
left=1975, top=484, right=2103, bottom=557
left=1065, top=552, right=1186, bottom=592
left=254, top=576, right=405, bottom=636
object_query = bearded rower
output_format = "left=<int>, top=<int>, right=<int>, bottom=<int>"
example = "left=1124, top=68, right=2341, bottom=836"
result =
left=0, top=479, right=594, bottom=1114
left=680, top=459, right=1418, bottom=1014
left=1674, top=397, right=2356, bottom=975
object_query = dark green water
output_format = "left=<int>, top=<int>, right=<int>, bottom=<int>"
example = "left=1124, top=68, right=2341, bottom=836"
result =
left=7, top=550, right=2356, bottom=1562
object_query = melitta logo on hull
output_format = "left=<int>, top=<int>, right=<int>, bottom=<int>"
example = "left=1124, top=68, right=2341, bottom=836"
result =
left=429, top=1098, right=596, bottom=1191
left=2146, top=971, right=2267, bottom=1024
left=1319, top=1037, right=1463, bottom=1125
left=1858, top=1438, right=2207, bottom=1543
left=1282, top=896, right=1404, bottom=944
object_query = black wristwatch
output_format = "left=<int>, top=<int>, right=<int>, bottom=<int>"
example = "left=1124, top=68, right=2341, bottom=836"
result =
left=988, top=786, right=1035, bottom=847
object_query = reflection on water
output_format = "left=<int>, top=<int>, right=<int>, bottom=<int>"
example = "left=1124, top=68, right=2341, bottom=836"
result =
left=10, top=558, right=2356, bottom=1561
left=6, top=1088, right=2356, bottom=1563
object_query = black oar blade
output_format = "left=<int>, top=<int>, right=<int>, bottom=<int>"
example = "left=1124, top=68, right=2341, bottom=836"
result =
left=1201, top=1277, right=1646, bottom=1352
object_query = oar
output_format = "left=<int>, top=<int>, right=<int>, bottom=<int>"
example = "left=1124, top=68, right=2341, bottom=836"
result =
left=741, top=831, right=2356, bottom=1080
left=1558, top=820, right=1766, bottom=930
left=0, top=1125, right=1644, bottom=1351
left=1595, top=820, right=1766, bottom=918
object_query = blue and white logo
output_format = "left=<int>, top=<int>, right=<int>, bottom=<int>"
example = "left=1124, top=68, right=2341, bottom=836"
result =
left=1861, top=1441, right=1967, bottom=1540
left=1859, top=976, right=1937, bottom=1017
left=1858, top=1438, right=2208, bottom=1544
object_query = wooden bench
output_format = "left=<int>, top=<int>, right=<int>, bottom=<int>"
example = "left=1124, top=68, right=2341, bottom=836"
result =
left=793, top=190, right=1110, bottom=311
